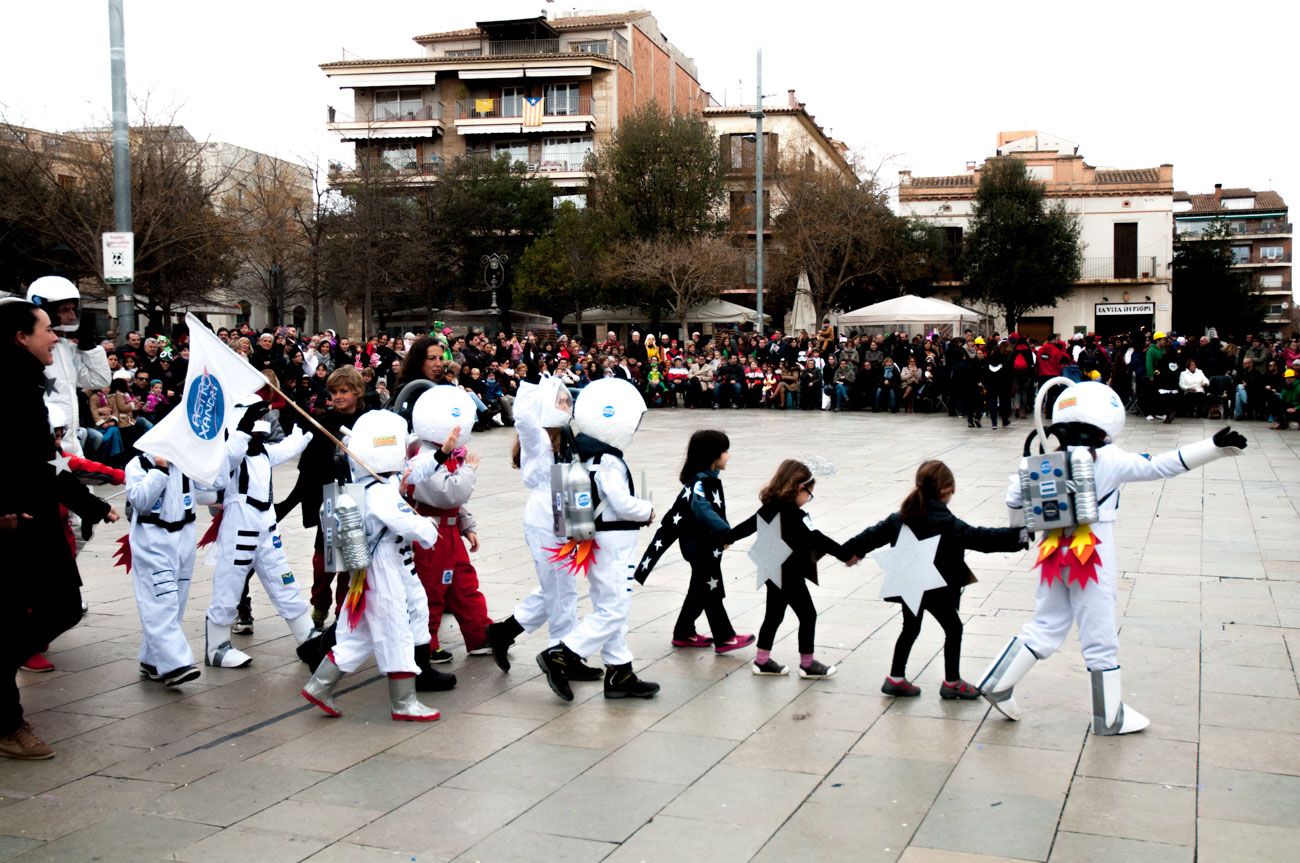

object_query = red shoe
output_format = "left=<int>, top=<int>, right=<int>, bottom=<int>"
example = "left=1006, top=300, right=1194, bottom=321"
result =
left=21, top=654, right=54, bottom=673
left=671, top=634, right=714, bottom=648
left=714, top=634, right=756, bottom=654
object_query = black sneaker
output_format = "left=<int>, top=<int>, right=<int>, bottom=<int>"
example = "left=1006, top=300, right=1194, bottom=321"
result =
left=751, top=658, right=789, bottom=676
left=139, top=662, right=162, bottom=681
left=568, top=660, right=604, bottom=682
left=428, top=648, right=453, bottom=664
left=231, top=618, right=254, bottom=635
left=536, top=646, right=574, bottom=702
left=162, top=665, right=201, bottom=687
left=603, top=664, right=660, bottom=699
left=416, top=666, right=458, bottom=692
left=798, top=660, right=836, bottom=679
left=487, top=618, right=523, bottom=673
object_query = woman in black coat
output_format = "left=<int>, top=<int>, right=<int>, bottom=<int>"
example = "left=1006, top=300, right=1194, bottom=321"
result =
left=845, top=460, right=1024, bottom=699
left=0, top=301, right=117, bottom=759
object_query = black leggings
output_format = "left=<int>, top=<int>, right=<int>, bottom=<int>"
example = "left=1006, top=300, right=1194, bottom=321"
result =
left=891, top=588, right=964, bottom=682
left=757, top=577, right=816, bottom=655
left=673, top=558, right=736, bottom=643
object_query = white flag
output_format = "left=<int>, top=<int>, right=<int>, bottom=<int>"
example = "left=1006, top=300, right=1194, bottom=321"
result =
left=135, top=313, right=268, bottom=486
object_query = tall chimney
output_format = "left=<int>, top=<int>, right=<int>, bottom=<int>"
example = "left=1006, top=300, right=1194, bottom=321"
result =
left=788, top=89, right=797, bottom=108
left=1213, top=182, right=1222, bottom=201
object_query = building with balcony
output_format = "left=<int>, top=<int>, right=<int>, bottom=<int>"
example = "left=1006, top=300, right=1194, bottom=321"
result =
left=320, top=10, right=707, bottom=192
left=899, top=131, right=1175, bottom=341
left=1174, top=185, right=1292, bottom=334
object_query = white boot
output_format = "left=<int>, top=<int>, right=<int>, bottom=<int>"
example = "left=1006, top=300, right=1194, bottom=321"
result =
left=205, top=617, right=253, bottom=668
left=301, top=655, right=343, bottom=717
left=286, top=612, right=315, bottom=645
left=389, top=675, right=440, bottom=722
left=977, top=637, right=1038, bottom=720
left=1090, top=667, right=1149, bottom=735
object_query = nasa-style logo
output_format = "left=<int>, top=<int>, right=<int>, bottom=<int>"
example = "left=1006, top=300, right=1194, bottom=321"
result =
left=182, top=495, right=193, bottom=508
left=450, top=406, right=462, bottom=418
left=576, top=491, right=591, bottom=508
left=187, top=370, right=224, bottom=440
left=1040, top=459, right=1052, bottom=472
left=602, top=405, right=615, bottom=418
left=272, top=534, right=283, bottom=549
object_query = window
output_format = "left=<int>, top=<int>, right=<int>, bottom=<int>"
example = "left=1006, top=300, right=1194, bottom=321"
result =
left=541, top=135, right=592, bottom=171
left=492, top=139, right=529, bottom=167
left=377, top=146, right=416, bottom=172
left=500, top=86, right=523, bottom=117
left=373, top=89, right=424, bottom=121
left=1221, top=197, right=1256, bottom=210
left=1260, top=245, right=1284, bottom=261
left=545, top=83, right=580, bottom=115
left=1259, top=274, right=1284, bottom=289
left=445, top=48, right=482, bottom=57
left=730, top=190, right=770, bottom=228
left=553, top=193, right=587, bottom=208
left=1266, top=303, right=1286, bottom=318
left=1026, top=165, right=1053, bottom=181
left=570, top=40, right=609, bottom=55
left=1231, top=245, right=1251, bottom=264
left=726, top=132, right=778, bottom=171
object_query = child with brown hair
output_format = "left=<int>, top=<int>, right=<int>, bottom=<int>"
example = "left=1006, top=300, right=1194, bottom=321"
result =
left=845, top=460, right=1026, bottom=698
left=728, top=459, right=856, bottom=678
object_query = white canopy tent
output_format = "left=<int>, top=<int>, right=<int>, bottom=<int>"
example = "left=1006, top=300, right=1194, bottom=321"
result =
left=787, top=272, right=818, bottom=335
left=838, top=295, right=982, bottom=334
left=563, top=299, right=769, bottom=326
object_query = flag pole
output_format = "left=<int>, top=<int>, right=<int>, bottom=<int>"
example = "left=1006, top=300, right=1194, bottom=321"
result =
left=257, top=376, right=385, bottom=483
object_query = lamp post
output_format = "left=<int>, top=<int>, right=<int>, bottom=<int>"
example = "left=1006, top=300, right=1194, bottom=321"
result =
left=748, top=50, right=765, bottom=335
left=481, top=253, right=507, bottom=335
left=271, top=262, right=283, bottom=327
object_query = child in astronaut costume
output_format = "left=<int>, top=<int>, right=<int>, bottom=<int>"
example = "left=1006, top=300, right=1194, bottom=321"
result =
left=125, top=453, right=201, bottom=686
left=204, top=402, right=315, bottom=668
left=406, top=387, right=492, bottom=660
left=484, top=378, right=601, bottom=681
left=978, top=379, right=1247, bottom=735
left=537, top=378, right=659, bottom=701
left=300, top=410, right=441, bottom=721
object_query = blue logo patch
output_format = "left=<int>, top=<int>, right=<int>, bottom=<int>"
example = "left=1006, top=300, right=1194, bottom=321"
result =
left=442, top=569, right=453, bottom=585
left=186, top=371, right=224, bottom=441
left=1039, top=459, right=1052, bottom=472
left=450, top=406, right=462, bottom=418
left=602, top=405, right=615, bottom=418
left=575, top=491, right=591, bottom=508
left=281, top=572, right=295, bottom=585
left=182, top=495, right=193, bottom=508
left=272, top=534, right=283, bottom=549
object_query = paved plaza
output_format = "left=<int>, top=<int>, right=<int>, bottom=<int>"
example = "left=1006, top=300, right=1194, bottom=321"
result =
left=2, top=410, right=1299, bottom=862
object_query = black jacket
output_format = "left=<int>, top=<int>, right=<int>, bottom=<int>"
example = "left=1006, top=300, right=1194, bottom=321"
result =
left=729, top=501, right=850, bottom=586
left=846, top=500, right=1024, bottom=600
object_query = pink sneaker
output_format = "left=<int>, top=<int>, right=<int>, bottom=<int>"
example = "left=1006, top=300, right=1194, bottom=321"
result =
left=671, top=634, right=714, bottom=648
left=20, top=654, right=54, bottom=673
left=714, top=634, right=756, bottom=654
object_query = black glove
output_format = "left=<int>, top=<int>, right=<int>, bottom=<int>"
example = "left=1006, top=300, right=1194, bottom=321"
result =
left=80, top=519, right=96, bottom=542
left=74, top=314, right=99, bottom=349
left=1213, top=426, right=1247, bottom=451
left=236, top=401, right=271, bottom=435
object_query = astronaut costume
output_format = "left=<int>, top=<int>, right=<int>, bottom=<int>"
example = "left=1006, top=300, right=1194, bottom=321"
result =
left=28, top=277, right=110, bottom=458
left=125, top=454, right=200, bottom=686
left=978, top=380, right=1247, bottom=735
left=484, top=379, right=592, bottom=674
left=205, top=404, right=314, bottom=667
left=301, top=410, right=441, bottom=722
left=537, top=378, right=659, bottom=701
left=407, top=387, right=492, bottom=655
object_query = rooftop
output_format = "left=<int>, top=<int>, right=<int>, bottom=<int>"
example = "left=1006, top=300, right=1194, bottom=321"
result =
left=413, top=11, right=650, bottom=43
left=1173, top=188, right=1287, bottom=215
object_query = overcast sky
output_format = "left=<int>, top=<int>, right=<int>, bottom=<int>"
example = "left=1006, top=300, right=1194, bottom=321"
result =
left=3, top=0, right=1297, bottom=204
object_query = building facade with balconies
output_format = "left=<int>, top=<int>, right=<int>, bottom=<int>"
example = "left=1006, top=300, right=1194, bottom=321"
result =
left=320, top=11, right=706, bottom=193
left=899, top=131, right=1175, bottom=341
left=1174, top=185, right=1292, bottom=335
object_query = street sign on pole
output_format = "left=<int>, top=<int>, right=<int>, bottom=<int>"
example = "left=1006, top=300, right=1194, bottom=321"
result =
left=102, top=231, right=134, bottom=284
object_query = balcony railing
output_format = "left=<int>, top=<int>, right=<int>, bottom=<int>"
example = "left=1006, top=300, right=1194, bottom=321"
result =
left=369, top=103, right=443, bottom=122
left=488, top=38, right=560, bottom=56
left=1233, top=251, right=1292, bottom=265
left=1178, top=221, right=1292, bottom=239
left=441, top=39, right=630, bottom=67
left=1078, top=256, right=1159, bottom=280
left=535, top=156, right=590, bottom=172
left=454, top=96, right=592, bottom=120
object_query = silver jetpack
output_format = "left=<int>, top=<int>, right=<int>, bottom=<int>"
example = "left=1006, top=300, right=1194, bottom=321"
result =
left=1014, top=376, right=1100, bottom=533
left=320, top=480, right=371, bottom=573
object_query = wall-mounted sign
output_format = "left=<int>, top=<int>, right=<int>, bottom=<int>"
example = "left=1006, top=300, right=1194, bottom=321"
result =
left=1095, top=302, right=1154, bottom=316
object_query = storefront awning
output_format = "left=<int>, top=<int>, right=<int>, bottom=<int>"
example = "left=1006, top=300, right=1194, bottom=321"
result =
left=537, top=121, right=590, bottom=133
left=525, top=66, right=592, bottom=77
left=330, top=72, right=438, bottom=88
left=459, top=68, right=524, bottom=80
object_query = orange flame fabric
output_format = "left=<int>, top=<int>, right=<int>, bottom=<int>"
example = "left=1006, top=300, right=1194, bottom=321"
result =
left=542, top=538, right=600, bottom=577
left=1036, top=523, right=1101, bottom=589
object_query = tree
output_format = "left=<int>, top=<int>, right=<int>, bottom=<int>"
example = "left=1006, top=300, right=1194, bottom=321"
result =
left=1173, top=219, right=1264, bottom=339
left=586, top=102, right=726, bottom=242
left=769, top=153, right=925, bottom=321
left=513, top=202, right=612, bottom=326
left=324, top=156, right=408, bottom=338
left=604, top=236, right=744, bottom=339
left=959, top=158, right=1082, bottom=332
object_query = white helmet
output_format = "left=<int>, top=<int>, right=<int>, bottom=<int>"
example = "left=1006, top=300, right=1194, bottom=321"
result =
left=411, top=385, right=477, bottom=449
left=46, top=403, right=68, bottom=431
left=343, top=409, right=412, bottom=475
left=536, top=376, right=574, bottom=429
left=27, top=276, right=81, bottom=333
left=1052, top=380, right=1126, bottom=443
left=573, top=378, right=646, bottom=452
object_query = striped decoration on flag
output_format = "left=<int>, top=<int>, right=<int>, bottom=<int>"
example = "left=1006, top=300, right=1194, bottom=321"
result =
left=522, top=96, right=544, bottom=127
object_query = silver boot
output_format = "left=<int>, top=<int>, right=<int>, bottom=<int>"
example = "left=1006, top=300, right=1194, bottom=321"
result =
left=389, top=675, right=440, bottom=722
left=205, top=616, right=253, bottom=668
left=301, top=655, right=343, bottom=717
left=976, top=637, right=1039, bottom=721
left=1090, top=667, right=1149, bottom=735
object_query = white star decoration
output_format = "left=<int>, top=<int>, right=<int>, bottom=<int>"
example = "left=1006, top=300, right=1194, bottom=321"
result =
left=707, top=576, right=719, bottom=591
left=672, top=512, right=682, bottom=524
left=711, top=491, right=722, bottom=507
left=653, top=539, right=663, bottom=550
left=873, top=524, right=945, bottom=615
left=712, top=548, right=722, bottom=558
left=48, top=452, right=71, bottom=475
left=749, top=512, right=791, bottom=589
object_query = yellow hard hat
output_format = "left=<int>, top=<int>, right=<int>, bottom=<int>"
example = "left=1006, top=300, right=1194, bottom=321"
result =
left=1088, top=370, right=1102, bottom=380
left=1287, top=368, right=1297, bottom=379
left=974, top=337, right=986, bottom=345
left=1153, top=331, right=1167, bottom=340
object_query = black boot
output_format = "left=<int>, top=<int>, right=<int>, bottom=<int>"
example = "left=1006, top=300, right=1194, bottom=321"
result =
left=296, top=622, right=337, bottom=672
left=603, top=663, right=660, bottom=699
left=487, top=617, right=524, bottom=672
left=414, top=643, right=457, bottom=692
left=567, top=658, right=604, bottom=682
left=537, top=645, right=575, bottom=702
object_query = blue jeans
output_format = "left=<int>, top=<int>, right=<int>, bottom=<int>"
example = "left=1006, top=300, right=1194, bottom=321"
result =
left=714, top=382, right=741, bottom=407
left=1234, top=385, right=1248, bottom=420
left=875, top=387, right=896, bottom=411
left=833, top=383, right=850, bottom=409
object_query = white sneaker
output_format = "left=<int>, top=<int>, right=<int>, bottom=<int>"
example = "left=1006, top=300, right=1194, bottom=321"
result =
left=1145, top=415, right=1155, bottom=421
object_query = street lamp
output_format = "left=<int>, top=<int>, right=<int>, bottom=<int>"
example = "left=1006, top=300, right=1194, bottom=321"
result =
left=482, top=252, right=507, bottom=311
left=271, top=262, right=284, bottom=327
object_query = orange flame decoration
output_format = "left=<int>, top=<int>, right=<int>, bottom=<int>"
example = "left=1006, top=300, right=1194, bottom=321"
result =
left=1036, top=523, right=1101, bottom=589
left=542, top=538, right=600, bottom=577
left=112, top=534, right=132, bottom=571
left=341, top=569, right=368, bottom=630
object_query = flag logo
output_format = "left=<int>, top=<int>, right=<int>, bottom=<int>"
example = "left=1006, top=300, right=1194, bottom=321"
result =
left=187, top=371, right=224, bottom=440
left=523, top=96, right=544, bottom=127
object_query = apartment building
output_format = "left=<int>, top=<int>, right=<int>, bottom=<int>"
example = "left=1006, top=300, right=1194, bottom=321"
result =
left=899, top=131, right=1175, bottom=341
left=321, top=11, right=706, bottom=193
left=1174, top=185, right=1292, bottom=334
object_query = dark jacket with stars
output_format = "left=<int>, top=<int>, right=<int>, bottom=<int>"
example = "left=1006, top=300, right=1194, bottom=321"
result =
left=845, top=500, right=1024, bottom=599
left=728, top=501, right=851, bottom=586
left=636, top=471, right=728, bottom=583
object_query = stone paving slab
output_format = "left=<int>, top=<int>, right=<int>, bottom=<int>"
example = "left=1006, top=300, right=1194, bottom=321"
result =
left=1, top=411, right=1298, bottom=861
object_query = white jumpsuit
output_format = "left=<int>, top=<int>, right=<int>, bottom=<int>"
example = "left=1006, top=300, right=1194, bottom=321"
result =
left=207, top=428, right=312, bottom=627
left=125, top=456, right=197, bottom=674
left=512, top=384, right=579, bottom=646
left=45, top=337, right=110, bottom=457
left=332, top=477, right=437, bottom=675
left=1008, top=443, right=1201, bottom=670
left=560, top=453, right=652, bottom=666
